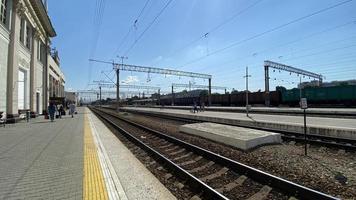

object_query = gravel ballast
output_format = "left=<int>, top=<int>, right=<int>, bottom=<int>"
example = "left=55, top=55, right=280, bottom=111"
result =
left=119, top=111, right=356, bottom=199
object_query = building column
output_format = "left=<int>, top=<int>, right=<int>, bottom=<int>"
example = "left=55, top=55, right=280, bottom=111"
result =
left=42, top=37, right=49, bottom=113
left=6, top=0, right=24, bottom=121
left=30, top=30, right=39, bottom=113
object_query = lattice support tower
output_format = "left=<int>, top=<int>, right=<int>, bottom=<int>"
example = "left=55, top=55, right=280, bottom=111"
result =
left=264, top=60, right=323, bottom=106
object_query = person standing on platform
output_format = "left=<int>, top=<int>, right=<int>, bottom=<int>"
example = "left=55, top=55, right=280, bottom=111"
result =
left=69, top=102, right=76, bottom=118
left=48, top=102, right=56, bottom=122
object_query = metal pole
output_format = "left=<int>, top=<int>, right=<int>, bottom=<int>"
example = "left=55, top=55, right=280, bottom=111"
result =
left=299, top=76, right=302, bottom=104
left=246, top=66, right=249, bottom=117
left=158, top=89, right=161, bottom=106
left=264, top=65, right=270, bottom=106
left=116, top=56, right=128, bottom=108
left=208, top=78, right=212, bottom=107
left=99, top=86, right=102, bottom=107
left=171, top=85, right=174, bottom=106
left=304, top=108, right=307, bottom=156
left=116, top=69, right=120, bottom=106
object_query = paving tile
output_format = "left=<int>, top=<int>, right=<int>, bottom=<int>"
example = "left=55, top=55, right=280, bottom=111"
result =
left=0, top=109, right=84, bottom=199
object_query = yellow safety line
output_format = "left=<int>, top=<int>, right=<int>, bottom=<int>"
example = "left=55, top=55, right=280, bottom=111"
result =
left=83, top=113, right=109, bottom=200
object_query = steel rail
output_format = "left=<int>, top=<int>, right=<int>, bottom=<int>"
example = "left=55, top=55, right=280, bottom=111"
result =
left=117, top=108, right=356, bottom=151
left=93, top=107, right=339, bottom=200
left=91, top=108, right=228, bottom=200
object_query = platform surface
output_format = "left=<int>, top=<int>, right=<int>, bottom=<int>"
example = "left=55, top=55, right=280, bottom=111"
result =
left=180, top=122, right=281, bottom=150
left=0, top=110, right=84, bottom=199
left=149, top=105, right=356, bottom=114
left=87, top=108, right=176, bottom=200
left=0, top=107, right=176, bottom=200
left=123, top=107, right=356, bottom=130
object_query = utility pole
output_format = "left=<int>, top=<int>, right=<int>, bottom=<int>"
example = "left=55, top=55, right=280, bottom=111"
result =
left=99, top=86, right=102, bottom=107
left=116, top=56, right=128, bottom=107
left=158, top=89, right=161, bottom=106
left=171, top=84, right=174, bottom=106
left=244, top=66, right=251, bottom=117
left=208, top=78, right=212, bottom=107
left=299, top=76, right=302, bottom=105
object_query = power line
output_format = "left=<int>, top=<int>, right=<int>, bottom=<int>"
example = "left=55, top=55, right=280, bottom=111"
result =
left=202, top=20, right=356, bottom=76
left=155, top=0, right=265, bottom=65
left=88, top=0, right=107, bottom=86
left=112, top=0, right=151, bottom=57
left=123, top=0, right=174, bottom=56
left=179, top=0, right=353, bottom=68
left=136, top=0, right=151, bottom=20
left=280, top=44, right=356, bottom=62
left=207, top=34, right=356, bottom=77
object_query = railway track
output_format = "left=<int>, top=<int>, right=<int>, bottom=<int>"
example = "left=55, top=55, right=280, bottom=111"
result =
left=113, top=107, right=356, bottom=151
left=91, top=107, right=338, bottom=200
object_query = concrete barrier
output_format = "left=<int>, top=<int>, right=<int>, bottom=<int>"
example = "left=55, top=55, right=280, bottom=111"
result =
left=180, top=123, right=281, bottom=151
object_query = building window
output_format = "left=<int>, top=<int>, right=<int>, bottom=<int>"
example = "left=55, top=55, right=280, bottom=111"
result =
left=40, top=42, right=46, bottom=64
left=37, top=41, right=46, bottom=64
left=25, top=24, right=32, bottom=49
left=20, top=18, right=25, bottom=43
left=0, top=0, right=7, bottom=25
left=37, top=41, right=40, bottom=59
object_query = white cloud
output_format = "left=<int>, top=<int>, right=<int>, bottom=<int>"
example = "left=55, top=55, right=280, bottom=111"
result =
left=121, top=75, right=139, bottom=84
left=152, top=56, right=163, bottom=63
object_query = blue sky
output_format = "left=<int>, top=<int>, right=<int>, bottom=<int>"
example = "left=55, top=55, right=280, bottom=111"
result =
left=49, top=0, right=356, bottom=98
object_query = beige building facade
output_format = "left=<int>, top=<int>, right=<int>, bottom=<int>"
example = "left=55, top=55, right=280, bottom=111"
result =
left=48, top=50, right=65, bottom=98
left=0, top=0, right=64, bottom=122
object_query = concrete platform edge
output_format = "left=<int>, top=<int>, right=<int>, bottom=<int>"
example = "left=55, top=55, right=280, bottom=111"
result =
left=88, top=109, right=128, bottom=200
left=121, top=108, right=356, bottom=140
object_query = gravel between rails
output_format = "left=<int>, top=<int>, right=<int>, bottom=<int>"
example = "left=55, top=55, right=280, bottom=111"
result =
left=96, top=112, right=196, bottom=200
left=115, top=111, right=356, bottom=199
left=97, top=109, right=290, bottom=199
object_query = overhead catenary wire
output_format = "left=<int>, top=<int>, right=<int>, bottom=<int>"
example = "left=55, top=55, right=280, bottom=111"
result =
left=179, top=0, right=353, bottom=68
left=123, top=0, right=175, bottom=56
left=88, top=0, right=107, bottom=87
left=200, top=20, right=356, bottom=76
left=208, top=31, right=356, bottom=74
left=155, top=0, right=265, bottom=65
left=112, top=0, right=151, bottom=57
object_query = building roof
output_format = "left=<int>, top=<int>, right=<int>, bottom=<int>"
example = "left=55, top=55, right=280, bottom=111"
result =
left=29, top=0, right=56, bottom=37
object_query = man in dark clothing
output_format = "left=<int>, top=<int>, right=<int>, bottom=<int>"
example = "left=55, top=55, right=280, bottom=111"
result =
left=58, top=105, right=64, bottom=118
left=48, top=103, right=56, bottom=122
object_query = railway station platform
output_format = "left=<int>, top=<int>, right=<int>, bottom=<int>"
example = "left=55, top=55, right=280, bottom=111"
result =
left=0, top=107, right=175, bottom=200
left=120, top=107, right=356, bottom=140
left=137, top=105, right=356, bottom=118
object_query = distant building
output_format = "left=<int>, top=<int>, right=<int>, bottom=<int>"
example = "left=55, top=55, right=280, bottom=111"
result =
left=48, top=49, right=65, bottom=98
left=0, top=0, right=63, bottom=121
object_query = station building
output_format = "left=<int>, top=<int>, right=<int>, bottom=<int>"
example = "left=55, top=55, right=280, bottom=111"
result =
left=0, top=0, right=64, bottom=122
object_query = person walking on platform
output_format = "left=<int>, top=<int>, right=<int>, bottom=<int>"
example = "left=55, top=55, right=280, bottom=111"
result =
left=48, top=102, right=56, bottom=122
left=69, top=102, right=76, bottom=118
left=193, top=101, right=198, bottom=113
left=58, top=105, right=64, bottom=119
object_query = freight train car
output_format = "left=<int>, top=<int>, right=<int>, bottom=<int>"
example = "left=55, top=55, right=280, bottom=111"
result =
left=281, top=85, right=356, bottom=107
left=229, top=91, right=281, bottom=106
